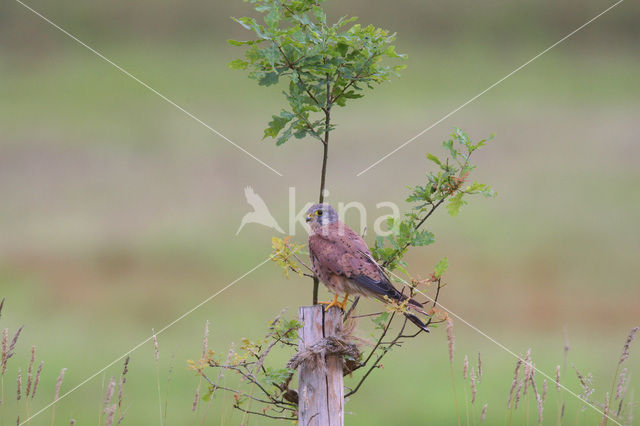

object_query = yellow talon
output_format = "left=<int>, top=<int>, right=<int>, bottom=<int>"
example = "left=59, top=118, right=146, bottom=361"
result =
left=318, top=294, right=341, bottom=311
left=339, top=293, right=350, bottom=310
left=318, top=293, right=350, bottom=311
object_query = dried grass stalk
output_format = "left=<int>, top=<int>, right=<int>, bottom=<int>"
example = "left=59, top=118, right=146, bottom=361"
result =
left=507, top=359, right=522, bottom=409
left=16, top=368, right=22, bottom=401
left=615, top=367, right=628, bottom=400
left=152, top=329, right=159, bottom=363
left=202, top=320, right=210, bottom=360
left=480, top=403, right=487, bottom=423
left=31, top=361, right=44, bottom=399
left=601, top=392, right=610, bottom=426
left=470, top=368, right=477, bottom=403
left=104, top=404, right=116, bottom=426
left=619, top=327, right=638, bottom=365
left=54, top=368, right=67, bottom=401
left=463, top=355, right=468, bottom=380
left=118, top=356, right=130, bottom=410
left=446, top=319, right=454, bottom=364
left=104, top=377, right=116, bottom=409
left=26, top=346, right=35, bottom=397
left=192, top=384, right=200, bottom=412
left=1, top=328, right=7, bottom=375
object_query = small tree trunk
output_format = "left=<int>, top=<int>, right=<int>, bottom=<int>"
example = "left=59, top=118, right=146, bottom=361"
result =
left=298, top=305, right=344, bottom=426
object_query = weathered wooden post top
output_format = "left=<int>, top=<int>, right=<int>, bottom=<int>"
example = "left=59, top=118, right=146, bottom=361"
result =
left=298, top=305, right=344, bottom=426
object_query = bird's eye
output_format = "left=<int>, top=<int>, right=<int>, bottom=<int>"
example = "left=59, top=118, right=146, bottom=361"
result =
left=316, top=210, right=323, bottom=216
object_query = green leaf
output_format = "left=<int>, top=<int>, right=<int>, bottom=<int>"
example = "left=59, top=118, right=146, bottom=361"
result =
left=394, top=263, right=410, bottom=277
left=372, top=312, right=390, bottom=330
left=426, top=153, right=442, bottom=166
left=384, top=45, right=403, bottom=58
left=258, top=72, right=279, bottom=86
left=312, top=5, right=326, bottom=24
left=274, top=125, right=291, bottom=145
left=434, top=257, right=449, bottom=278
left=336, top=42, right=349, bottom=57
left=443, top=139, right=458, bottom=159
left=227, top=58, right=249, bottom=70
left=293, top=127, right=308, bottom=139
left=227, top=39, right=255, bottom=47
left=446, top=191, right=467, bottom=216
left=412, top=229, right=435, bottom=246
left=265, top=7, right=280, bottom=29
left=465, top=181, right=496, bottom=197
left=264, top=112, right=293, bottom=139
left=201, top=387, right=214, bottom=402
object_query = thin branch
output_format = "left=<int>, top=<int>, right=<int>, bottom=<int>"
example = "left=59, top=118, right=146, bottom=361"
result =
left=274, top=42, right=324, bottom=112
left=349, top=311, right=385, bottom=320
left=284, top=243, right=315, bottom=275
left=233, top=404, right=297, bottom=421
left=346, top=315, right=410, bottom=398
left=381, top=198, right=445, bottom=268
left=345, top=268, right=446, bottom=398
left=344, top=296, right=361, bottom=321
left=312, top=69, right=331, bottom=305
left=200, top=379, right=283, bottom=407
left=216, top=365, right=280, bottom=403
left=427, top=278, right=443, bottom=318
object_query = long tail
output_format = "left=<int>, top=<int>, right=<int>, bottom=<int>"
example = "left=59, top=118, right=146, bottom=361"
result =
left=404, top=312, right=430, bottom=333
left=406, top=297, right=428, bottom=315
left=403, top=298, right=430, bottom=333
left=359, top=250, right=430, bottom=333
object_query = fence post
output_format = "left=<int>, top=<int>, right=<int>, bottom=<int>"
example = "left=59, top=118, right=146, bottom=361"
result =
left=298, top=305, right=344, bottom=426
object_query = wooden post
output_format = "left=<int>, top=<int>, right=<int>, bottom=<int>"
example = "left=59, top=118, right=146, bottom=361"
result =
left=298, top=305, right=344, bottom=426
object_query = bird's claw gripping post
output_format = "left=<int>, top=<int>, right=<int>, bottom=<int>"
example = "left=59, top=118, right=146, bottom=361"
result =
left=318, top=293, right=350, bottom=311
left=318, top=294, right=341, bottom=311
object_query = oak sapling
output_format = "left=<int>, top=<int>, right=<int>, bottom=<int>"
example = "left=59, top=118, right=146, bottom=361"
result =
left=228, top=0, right=407, bottom=304
left=193, top=0, right=495, bottom=423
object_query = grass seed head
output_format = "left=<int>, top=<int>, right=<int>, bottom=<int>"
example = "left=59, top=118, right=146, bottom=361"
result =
left=31, top=361, right=44, bottom=399
left=54, top=368, right=67, bottom=401
left=619, top=326, right=639, bottom=365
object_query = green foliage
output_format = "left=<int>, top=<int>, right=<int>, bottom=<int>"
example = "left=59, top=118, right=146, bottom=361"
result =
left=192, top=310, right=302, bottom=418
left=434, top=257, right=449, bottom=278
left=371, top=311, right=390, bottom=331
left=262, top=366, right=296, bottom=388
left=229, top=0, right=406, bottom=145
left=371, top=129, right=495, bottom=271
left=270, top=315, right=303, bottom=346
left=271, top=236, right=306, bottom=278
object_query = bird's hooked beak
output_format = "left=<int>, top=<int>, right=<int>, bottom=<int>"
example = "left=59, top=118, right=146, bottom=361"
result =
left=305, top=213, right=313, bottom=222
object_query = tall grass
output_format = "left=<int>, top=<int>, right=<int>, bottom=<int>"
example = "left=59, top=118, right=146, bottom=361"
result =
left=0, top=295, right=637, bottom=424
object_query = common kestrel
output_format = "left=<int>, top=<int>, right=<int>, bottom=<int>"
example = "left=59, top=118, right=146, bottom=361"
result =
left=306, top=203, right=429, bottom=332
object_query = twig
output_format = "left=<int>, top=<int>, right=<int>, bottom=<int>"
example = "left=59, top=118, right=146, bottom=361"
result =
left=233, top=404, right=297, bottom=421
left=346, top=315, right=411, bottom=397
left=344, top=297, right=361, bottom=321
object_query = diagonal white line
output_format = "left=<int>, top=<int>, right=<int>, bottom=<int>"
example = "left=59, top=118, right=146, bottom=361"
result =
left=385, top=269, right=622, bottom=425
left=356, top=0, right=625, bottom=177
left=19, top=255, right=274, bottom=425
left=14, top=0, right=283, bottom=177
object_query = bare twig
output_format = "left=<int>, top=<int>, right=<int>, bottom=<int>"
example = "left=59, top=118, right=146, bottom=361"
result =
left=233, top=404, right=297, bottom=421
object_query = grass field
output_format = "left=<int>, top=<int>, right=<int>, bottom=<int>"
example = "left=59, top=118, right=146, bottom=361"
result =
left=1, top=14, right=639, bottom=425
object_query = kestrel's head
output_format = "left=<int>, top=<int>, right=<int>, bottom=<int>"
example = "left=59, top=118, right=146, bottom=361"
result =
left=305, top=203, right=339, bottom=228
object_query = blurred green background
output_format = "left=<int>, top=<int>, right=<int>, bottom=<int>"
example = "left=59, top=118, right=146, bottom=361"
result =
left=1, top=0, right=639, bottom=424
